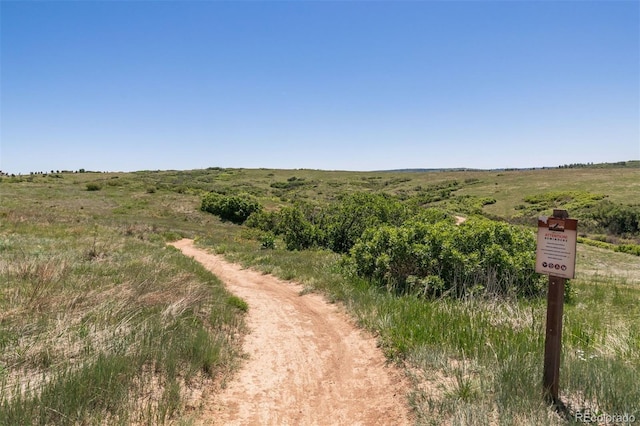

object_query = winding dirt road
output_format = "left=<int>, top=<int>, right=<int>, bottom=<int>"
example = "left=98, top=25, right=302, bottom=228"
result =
left=170, top=239, right=411, bottom=426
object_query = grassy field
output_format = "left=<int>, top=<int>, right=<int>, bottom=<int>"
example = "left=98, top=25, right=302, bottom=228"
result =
left=197, top=217, right=640, bottom=425
left=0, top=172, right=246, bottom=424
left=1, top=165, right=638, bottom=424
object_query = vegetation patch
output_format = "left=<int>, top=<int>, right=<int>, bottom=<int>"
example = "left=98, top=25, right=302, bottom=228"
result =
left=245, top=190, right=540, bottom=299
left=269, top=176, right=309, bottom=190
left=519, top=191, right=606, bottom=217
left=201, top=192, right=262, bottom=224
left=347, top=217, right=544, bottom=298
left=85, top=182, right=102, bottom=191
left=0, top=175, right=246, bottom=424
left=582, top=200, right=640, bottom=236
left=3, top=165, right=639, bottom=424
left=246, top=192, right=410, bottom=252
left=409, top=180, right=460, bottom=205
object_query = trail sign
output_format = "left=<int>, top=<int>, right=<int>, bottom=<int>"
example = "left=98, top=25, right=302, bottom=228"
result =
left=538, top=209, right=578, bottom=405
left=535, top=214, right=578, bottom=279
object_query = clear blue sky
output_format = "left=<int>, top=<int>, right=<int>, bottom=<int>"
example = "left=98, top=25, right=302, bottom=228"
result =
left=1, top=1, right=638, bottom=174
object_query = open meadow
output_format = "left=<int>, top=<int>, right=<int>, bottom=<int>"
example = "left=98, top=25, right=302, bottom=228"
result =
left=1, top=164, right=639, bottom=425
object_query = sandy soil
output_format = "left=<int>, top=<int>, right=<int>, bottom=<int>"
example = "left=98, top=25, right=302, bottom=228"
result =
left=170, top=239, right=412, bottom=426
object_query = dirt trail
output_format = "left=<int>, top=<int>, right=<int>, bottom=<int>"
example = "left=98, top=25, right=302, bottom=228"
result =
left=170, top=239, right=411, bottom=426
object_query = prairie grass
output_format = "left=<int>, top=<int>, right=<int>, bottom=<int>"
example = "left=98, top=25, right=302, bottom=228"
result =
left=0, top=177, right=245, bottom=424
left=2, top=167, right=638, bottom=424
left=198, top=229, right=640, bottom=425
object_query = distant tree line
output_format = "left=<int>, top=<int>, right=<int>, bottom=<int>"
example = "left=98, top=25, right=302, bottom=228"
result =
left=558, top=161, right=639, bottom=169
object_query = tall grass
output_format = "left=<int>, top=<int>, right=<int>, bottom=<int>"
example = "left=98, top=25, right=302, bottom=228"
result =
left=0, top=219, right=245, bottom=424
left=196, top=231, right=640, bottom=424
left=3, top=168, right=639, bottom=424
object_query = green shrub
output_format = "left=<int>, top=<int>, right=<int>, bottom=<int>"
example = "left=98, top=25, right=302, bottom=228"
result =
left=201, top=192, right=262, bottom=224
left=247, top=192, right=411, bottom=253
left=347, top=217, right=544, bottom=298
left=278, top=206, right=322, bottom=250
left=270, top=178, right=307, bottom=190
left=322, top=193, right=410, bottom=253
left=615, top=244, right=640, bottom=256
left=577, top=237, right=615, bottom=250
left=86, top=183, right=101, bottom=191
left=409, top=180, right=459, bottom=205
left=442, top=195, right=497, bottom=216
left=247, top=192, right=410, bottom=253
left=519, top=191, right=606, bottom=218
left=245, top=210, right=281, bottom=233
left=260, top=233, right=276, bottom=250
left=585, top=201, right=640, bottom=235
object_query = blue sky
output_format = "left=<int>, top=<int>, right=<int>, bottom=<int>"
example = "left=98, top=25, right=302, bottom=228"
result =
left=1, top=1, right=638, bottom=174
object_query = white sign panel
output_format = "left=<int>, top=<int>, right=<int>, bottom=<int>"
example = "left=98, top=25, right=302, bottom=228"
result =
left=535, top=217, right=578, bottom=279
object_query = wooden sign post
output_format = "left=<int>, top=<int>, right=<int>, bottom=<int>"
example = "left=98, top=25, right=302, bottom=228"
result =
left=535, top=209, right=578, bottom=404
left=543, top=274, right=566, bottom=404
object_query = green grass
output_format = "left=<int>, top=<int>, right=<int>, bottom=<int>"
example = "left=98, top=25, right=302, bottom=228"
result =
left=194, top=220, right=640, bottom=424
left=2, top=166, right=639, bottom=424
left=0, top=175, right=245, bottom=424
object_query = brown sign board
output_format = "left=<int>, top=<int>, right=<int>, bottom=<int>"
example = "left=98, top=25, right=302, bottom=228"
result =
left=535, top=216, right=578, bottom=279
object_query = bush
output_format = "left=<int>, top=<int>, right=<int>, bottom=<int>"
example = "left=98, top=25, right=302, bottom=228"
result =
left=409, top=180, right=459, bottom=205
left=201, top=192, right=262, bottom=224
left=278, top=206, right=323, bottom=250
left=518, top=191, right=606, bottom=219
left=347, top=217, right=545, bottom=298
left=86, top=183, right=101, bottom=191
left=270, top=178, right=307, bottom=190
left=259, top=233, right=276, bottom=250
left=245, top=210, right=281, bottom=233
left=615, top=244, right=640, bottom=256
left=246, top=192, right=412, bottom=253
left=322, top=192, right=410, bottom=253
left=585, top=201, right=640, bottom=235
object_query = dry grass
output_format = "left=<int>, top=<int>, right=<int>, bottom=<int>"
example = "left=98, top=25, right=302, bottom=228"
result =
left=0, top=178, right=246, bottom=424
left=2, top=166, right=638, bottom=424
left=576, top=244, right=640, bottom=285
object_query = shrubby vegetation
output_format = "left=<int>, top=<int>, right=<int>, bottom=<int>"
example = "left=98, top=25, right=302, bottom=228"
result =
left=201, top=192, right=262, bottom=224
left=517, top=191, right=640, bottom=242
left=322, top=192, right=410, bottom=253
left=407, top=180, right=460, bottom=205
left=584, top=200, right=640, bottom=236
left=347, top=217, right=544, bottom=298
left=241, top=191, right=544, bottom=299
left=439, top=194, right=497, bottom=216
left=86, top=182, right=102, bottom=191
left=270, top=176, right=309, bottom=190
left=200, top=181, right=640, bottom=301
left=517, top=191, right=605, bottom=217
left=518, top=191, right=640, bottom=237
left=247, top=192, right=410, bottom=252
left=578, top=237, right=640, bottom=256
left=6, top=166, right=638, bottom=423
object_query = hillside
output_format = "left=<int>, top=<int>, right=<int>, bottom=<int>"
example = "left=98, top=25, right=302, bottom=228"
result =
left=1, top=165, right=638, bottom=424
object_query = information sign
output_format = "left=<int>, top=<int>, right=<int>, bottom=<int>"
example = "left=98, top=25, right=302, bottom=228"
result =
left=535, top=216, right=578, bottom=279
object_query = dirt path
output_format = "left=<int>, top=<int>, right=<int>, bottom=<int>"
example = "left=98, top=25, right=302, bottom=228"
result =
left=170, top=239, right=412, bottom=426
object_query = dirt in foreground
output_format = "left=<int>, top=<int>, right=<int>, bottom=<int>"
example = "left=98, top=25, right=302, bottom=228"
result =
left=170, top=239, right=412, bottom=426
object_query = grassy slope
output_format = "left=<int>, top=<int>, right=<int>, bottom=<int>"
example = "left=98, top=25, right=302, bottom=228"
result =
left=197, top=215, right=640, bottom=425
left=0, top=173, right=246, bottom=424
left=1, top=166, right=639, bottom=424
